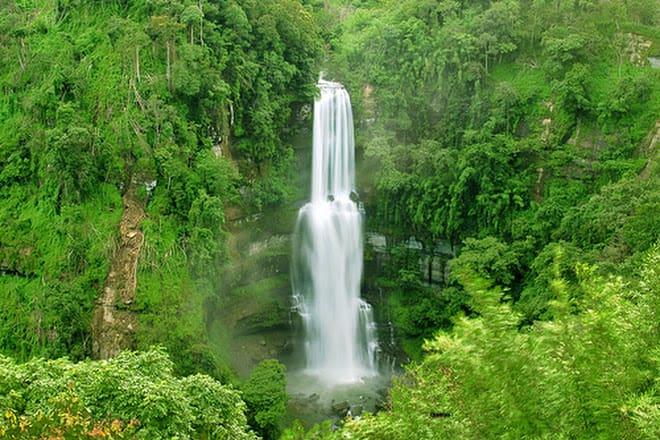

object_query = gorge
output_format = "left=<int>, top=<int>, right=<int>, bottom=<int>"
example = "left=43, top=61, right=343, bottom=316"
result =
left=0, top=1, right=658, bottom=438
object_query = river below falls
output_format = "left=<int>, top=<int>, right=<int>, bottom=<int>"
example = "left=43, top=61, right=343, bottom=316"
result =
left=285, top=368, right=395, bottom=427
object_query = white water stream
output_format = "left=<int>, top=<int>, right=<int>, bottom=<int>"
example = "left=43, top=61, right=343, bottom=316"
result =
left=291, top=80, right=378, bottom=385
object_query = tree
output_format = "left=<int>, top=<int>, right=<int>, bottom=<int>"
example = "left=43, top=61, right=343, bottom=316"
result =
left=451, top=236, right=520, bottom=288
left=333, top=245, right=660, bottom=439
left=241, top=359, right=288, bottom=439
left=0, top=348, right=257, bottom=439
left=476, top=0, right=521, bottom=72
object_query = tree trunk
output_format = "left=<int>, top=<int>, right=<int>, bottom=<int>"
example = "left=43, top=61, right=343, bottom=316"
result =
left=18, top=38, right=26, bottom=71
left=166, top=41, right=172, bottom=91
left=135, top=46, right=140, bottom=82
left=199, top=0, right=204, bottom=45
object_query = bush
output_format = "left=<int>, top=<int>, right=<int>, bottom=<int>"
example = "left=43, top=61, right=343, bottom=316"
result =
left=241, top=359, right=288, bottom=439
left=0, top=348, right=256, bottom=439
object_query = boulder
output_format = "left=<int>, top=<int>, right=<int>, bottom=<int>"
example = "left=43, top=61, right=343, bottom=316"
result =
left=331, top=400, right=350, bottom=417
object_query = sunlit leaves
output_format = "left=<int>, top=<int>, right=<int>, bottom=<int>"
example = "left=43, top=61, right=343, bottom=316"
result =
left=0, top=348, right=256, bottom=439
left=335, top=245, right=660, bottom=439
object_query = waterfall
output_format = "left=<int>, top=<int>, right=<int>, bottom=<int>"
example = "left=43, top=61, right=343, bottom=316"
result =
left=292, top=80, right=378, bottom=385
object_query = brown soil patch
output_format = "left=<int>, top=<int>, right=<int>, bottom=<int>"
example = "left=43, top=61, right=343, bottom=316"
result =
left=91, top=188, right=145, bottom=359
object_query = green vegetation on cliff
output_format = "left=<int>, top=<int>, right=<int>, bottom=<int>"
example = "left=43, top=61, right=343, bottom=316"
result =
left=242, top=359, right=289, bottom=439
left=286, top=0, right=660, bottom=438
left=302, top=245, right=659, bottom=439
left=0, top=0, right=322, bottom=374
left=321, top=0, right=660, bottom=351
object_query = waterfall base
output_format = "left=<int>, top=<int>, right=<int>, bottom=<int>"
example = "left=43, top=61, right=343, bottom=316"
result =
left=285, top=368, right=393, bottom=428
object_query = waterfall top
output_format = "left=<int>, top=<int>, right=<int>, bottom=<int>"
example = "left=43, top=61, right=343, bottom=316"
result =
left=311, top=81, right=356, bottom=202
left=318, top=79, right=345, bottom=89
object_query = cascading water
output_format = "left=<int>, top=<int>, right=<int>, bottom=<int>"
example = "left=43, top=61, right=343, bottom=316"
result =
left=291, top=80, right=378, bottom=385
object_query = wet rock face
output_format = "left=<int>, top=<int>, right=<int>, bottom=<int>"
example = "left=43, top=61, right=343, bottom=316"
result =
left=210, top=208, right=299, bottom=377
left=233, top=300, right=290, bottom=335
left=364, top=232, right=457, bottom=286
left=331, top=400, right=350, bottom=417
left=330, top=401, right=365, bottom=418
left=288, top=386, right=390, bottom=429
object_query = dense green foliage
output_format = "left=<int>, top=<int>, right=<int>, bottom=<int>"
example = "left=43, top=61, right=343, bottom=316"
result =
left=0, top=348, right=256, bottom=439
left=0, top=0, right=322, bottom=374
left=241, top=359, right=288, bottom=439
left=321, top=0, right=660, bottom=347
left=313, top=246, right=659, bottom=439
left=284, top=0, right=660, bottom=438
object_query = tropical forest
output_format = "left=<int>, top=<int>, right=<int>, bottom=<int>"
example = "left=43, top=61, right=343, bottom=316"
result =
left=0, top=0, right=658, bottom=439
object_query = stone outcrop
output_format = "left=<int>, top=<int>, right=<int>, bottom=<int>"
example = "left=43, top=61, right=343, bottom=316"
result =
left=365, top=232, right=457, bottom=286
left=212, top=211, right=296, bottom=378
left=640, top=120, right=660, bottom=179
